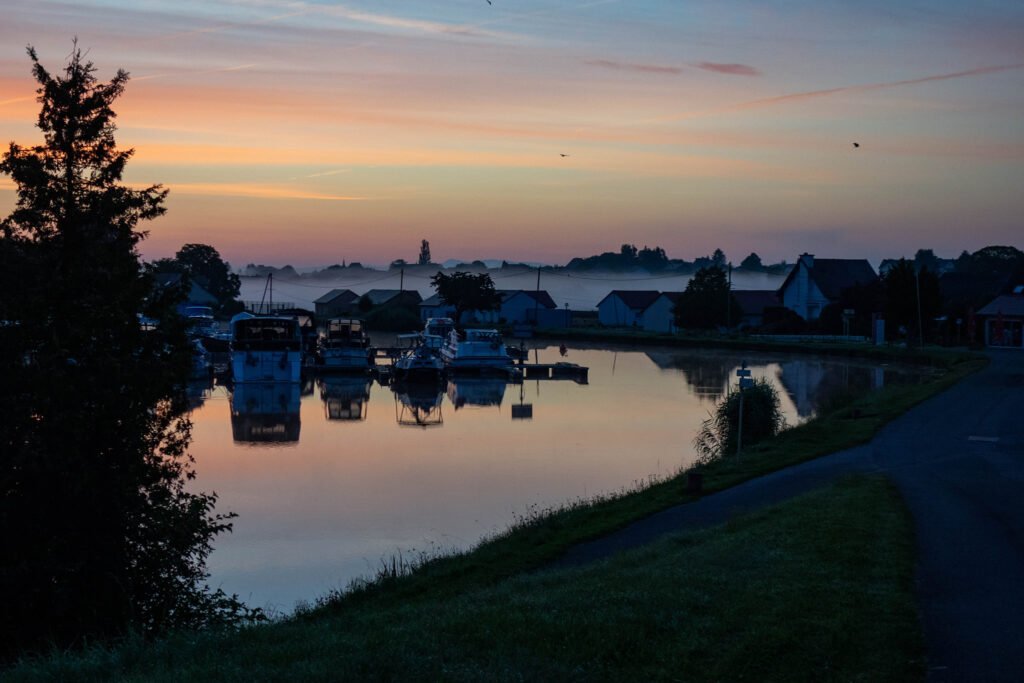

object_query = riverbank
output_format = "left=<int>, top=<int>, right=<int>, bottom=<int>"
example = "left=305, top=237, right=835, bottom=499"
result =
left=537, top=326, right=977, bottom=366
left=7, top=476, right=922, bottom=682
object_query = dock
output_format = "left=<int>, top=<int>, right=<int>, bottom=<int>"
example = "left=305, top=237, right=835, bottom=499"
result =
left=516, top=362, right=588, bottom=384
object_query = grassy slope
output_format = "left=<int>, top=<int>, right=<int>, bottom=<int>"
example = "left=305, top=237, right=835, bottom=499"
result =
left=9, top=476, right=923, bottom=682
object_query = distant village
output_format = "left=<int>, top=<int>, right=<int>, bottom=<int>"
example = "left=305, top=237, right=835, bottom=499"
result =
left=161, top=242, right=1024, bottom=351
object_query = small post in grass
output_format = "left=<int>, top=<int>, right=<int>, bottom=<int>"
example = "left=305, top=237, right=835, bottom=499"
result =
left=736, top=361, right=753, bottom=457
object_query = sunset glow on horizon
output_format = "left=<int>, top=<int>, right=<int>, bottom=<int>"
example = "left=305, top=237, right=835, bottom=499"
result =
left=2, top=0, right=1022, bottom=267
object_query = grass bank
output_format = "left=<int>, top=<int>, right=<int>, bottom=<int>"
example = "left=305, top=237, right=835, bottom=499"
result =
left=538, top=326, right=977, bottom=366
left=7, top=476, right=922, bottom=682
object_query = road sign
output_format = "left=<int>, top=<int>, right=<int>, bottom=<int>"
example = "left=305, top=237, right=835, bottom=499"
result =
left=736, top=368, right=752, bottom=377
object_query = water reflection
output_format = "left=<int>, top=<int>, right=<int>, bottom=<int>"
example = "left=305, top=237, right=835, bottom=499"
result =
left=446, top=376, right=508, bottom=410
left=318, top=376, right=372, bottom=422
left=192, top=345, right=926, bottom=610
left=230, top=382, right=302, bottom=444
left=777, top=360, right=888, bottom=417
left=393, top=380, right=444, bottom=428
left=185, top=376, right=215, bottom=411
left=644, top=351, right=736, bottom=401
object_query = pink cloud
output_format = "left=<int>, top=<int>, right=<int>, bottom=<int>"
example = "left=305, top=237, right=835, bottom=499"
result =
left=695, top=62, right=761, bottom=77
left=585, top=59, right=683, bottom=75
left=735, top=63, right=1024, bottom=109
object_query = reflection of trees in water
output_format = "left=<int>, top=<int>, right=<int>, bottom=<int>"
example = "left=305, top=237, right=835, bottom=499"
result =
left=645, top=352, right=732, bottom=401
left=776, top=361, right=885, bottom=418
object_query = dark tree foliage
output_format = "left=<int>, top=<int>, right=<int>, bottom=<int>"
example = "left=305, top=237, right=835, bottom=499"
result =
left=430, top=271, right=502, bottom=328
left=418, top=239, right=431, bottom=265
left=673, top=265, right=739, bottom=330
left=817, top=280, right=883, bottom=336
left=0, top=45, right=247, bottom=660
left=152, top=243, right=241, bottom=314
left=739, top=252, right=763, bottom=270
left=711, top=248, right=727, bottom=269
left=882, top=259, right=942, bottom=343
left=564, top=243, right=673, bottom=272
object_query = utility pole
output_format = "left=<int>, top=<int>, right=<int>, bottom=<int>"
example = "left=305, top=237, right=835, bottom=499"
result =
left=914, top=265, right=924, bottom=347
left=400, top=267, right=404, bottom=293
left=727, top=262, right=732, bottom=329
left=534, top=266, right=541, bottom=325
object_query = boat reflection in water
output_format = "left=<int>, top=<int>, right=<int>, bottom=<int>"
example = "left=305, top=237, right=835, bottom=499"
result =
left=318, top=376, right=372, bottom=422
left=230, top=382, right=301, bottom=444
left=393, top=380, right=444, bottom=428
left=446, top=376, right=508, bottom=410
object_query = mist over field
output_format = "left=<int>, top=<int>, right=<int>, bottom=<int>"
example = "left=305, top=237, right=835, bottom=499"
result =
left=240, top=268, right=789, bottom=312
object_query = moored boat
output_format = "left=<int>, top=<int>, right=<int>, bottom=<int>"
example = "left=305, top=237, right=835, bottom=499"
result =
left=317, top=318, right=372, bottom=371
left=440, top=328, right=514, bottom=372
left=229, top=313, right=302, bottom=383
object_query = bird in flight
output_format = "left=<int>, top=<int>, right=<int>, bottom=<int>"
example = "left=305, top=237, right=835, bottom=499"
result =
left=560, top=153, right=569, bottom=157
left=852, top=142, right=860, bottom=148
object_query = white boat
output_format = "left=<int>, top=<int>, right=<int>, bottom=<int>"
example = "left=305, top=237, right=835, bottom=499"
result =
left=394, top=344, right=444, bottom=380
left=318, top=318, right=372, bottom=371
left=440, top=328, right=514, bottom=372
left=229, top=313, right=303, bottom=383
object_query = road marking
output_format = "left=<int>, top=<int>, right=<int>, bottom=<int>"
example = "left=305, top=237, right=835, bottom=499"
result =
left=967, top=436, right=1000, bottom=443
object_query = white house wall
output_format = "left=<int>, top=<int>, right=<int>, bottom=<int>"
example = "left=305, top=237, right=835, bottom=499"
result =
left=598, top=295, right=640, bottom=326
left=781, top=266, right=830, bottom=320
left=642, top=296, right=676, bottom=333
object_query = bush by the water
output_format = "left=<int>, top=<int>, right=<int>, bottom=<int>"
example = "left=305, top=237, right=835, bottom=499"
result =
left=694, top=378, right=786, bottom=463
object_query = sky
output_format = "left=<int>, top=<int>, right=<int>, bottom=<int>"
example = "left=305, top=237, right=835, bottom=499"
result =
left=1, top=0, right=1022, bottom=268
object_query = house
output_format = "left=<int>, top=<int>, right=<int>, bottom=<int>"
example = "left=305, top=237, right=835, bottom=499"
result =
left=597, top=290, right=660, bottom=327
left=732, top=290, right=781, bottom=328
left=362, top=289, right=423, bottom=311
left=777, top=254, right=877, bottom=320
left=418, top=290, right=558, bottom=325
left=153, top=273, right=218, bottom=311
left=501, top=290, right=557, bottom=324
left=641, top=292, right=683, bottom=333
left=419, top=294, right=456, bottom=322
left=313, top=289, right=359, bottom=320
left=977, top=286, right=1024, bottom=348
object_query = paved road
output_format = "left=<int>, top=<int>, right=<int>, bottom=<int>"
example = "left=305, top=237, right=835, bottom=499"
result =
left=556, top=350, right=1024, bottom=682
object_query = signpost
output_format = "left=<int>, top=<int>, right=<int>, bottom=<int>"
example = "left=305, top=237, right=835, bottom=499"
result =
left=736, top=362, right=752, bottom=456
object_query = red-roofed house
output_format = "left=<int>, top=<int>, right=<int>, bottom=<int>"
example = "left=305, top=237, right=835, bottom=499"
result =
left=977, top=286, right=1024, bottom=348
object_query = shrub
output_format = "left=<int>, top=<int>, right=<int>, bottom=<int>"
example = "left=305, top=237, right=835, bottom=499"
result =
left=694, top=378, right=786, bottom=464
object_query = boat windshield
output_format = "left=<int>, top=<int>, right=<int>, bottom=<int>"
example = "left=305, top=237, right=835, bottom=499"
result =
left=425, top=318, right=454, bottom=338
left=327, top=319, right=364, bottom=339
left=233, top=318, right=298, bottom=341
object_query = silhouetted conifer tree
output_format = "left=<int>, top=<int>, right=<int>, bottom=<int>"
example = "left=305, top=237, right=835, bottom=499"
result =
left=0, top=44, right=247, bottom=660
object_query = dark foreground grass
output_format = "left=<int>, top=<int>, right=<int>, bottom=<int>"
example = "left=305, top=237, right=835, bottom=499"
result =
left=7, top=476, right=922, bottom=682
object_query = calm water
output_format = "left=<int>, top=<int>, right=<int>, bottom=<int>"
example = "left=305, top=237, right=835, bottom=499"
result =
left=188, top=343, right=925, bottom=612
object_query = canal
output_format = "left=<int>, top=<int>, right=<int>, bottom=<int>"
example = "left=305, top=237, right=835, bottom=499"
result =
left=188, top=342, right=928, bottom=612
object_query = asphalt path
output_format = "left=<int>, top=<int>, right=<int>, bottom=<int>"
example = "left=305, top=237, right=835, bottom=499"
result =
left=555, top=350, right=1024, bottom=682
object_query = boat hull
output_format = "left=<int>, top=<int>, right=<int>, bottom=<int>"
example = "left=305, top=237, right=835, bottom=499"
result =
left=319, top=347, right=372, bottom=371
left=231, top=350, right=303, bottom=383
